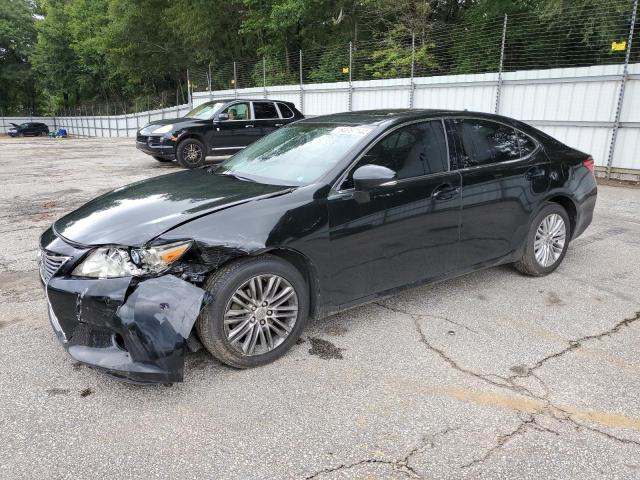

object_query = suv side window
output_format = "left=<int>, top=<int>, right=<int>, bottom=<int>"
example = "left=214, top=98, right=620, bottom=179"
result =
left=277, top=102, right=294, bottom=118
left=223, top=102, right=250, bottom=120
left=342, top=120, right=448, bottom=189
left=452, top=119, right=520, bottom=168
left=253, top=102, right=278, bottom=119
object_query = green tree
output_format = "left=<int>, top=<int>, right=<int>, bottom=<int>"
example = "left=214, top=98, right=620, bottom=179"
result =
left=0, top=0, right=36, bottom=114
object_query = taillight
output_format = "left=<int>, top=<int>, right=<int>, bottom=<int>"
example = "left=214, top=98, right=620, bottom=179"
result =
left=582, top=157, right=595, bottom=175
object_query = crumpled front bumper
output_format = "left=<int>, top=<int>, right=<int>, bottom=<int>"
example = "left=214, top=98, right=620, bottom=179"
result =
left=41, top=229, right=208, bottom=384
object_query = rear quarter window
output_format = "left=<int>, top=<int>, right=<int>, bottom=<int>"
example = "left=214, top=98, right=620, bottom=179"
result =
left=277, top=103, right=295, bottom=119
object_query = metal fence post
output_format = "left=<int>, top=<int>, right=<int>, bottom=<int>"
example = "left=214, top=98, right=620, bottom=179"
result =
left=115, top=104, right=120, bottom=137
left=348, top=41, right=353, bottom=111
left=208, top=62, right=213, bottom=101
left=495, top=14, right=508, bottom=114
left=299, top=50, right=304, bottom=114
left=233, top=61, right=238, bottom=98
left=409, top=33, right=416, bottom=108
left=1, top=108, right=5, bottom=134
left=606, top=0, right=637, bottom=178
left=147, top=96, right=151, bottom=125
left=263, top=57, right=268, bottom=99
left=187, top=68, right=192, bottom=107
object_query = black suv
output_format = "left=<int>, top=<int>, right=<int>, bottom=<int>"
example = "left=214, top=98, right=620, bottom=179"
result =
left=7, top=122, right=50, bottom=137
left=136, top=99, right=304, bottom=168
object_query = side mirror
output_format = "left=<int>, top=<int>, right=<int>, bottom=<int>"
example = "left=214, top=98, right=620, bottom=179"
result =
left=217, top=113, right=229, bottom=121
left=353, top=164, right=397, bottom=191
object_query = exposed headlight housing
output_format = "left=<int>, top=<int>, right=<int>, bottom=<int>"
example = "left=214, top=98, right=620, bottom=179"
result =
left=72, top=241, right=192, bottom=278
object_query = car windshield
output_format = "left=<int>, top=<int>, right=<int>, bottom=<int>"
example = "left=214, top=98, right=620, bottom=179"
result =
left=20, top=123, right=29, bottom=128
left=185, top=102, right=225, bottom=119
left=216, top=123, right=375, bottom=186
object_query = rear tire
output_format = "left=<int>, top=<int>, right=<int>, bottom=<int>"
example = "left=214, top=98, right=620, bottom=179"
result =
left=196, top=255, right=308, bottom=368
left=152, top=155, right=173, bottom=163
left=515, top=203, right=570, bottom=276
left=176, top=138, right=205, bottom=168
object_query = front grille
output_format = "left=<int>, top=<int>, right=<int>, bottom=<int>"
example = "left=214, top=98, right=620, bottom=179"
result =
left=39, top=250, right=71, bottom=283
left=136, top=135, right=148, bottom=143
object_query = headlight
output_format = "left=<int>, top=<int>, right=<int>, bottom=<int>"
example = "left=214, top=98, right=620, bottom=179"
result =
left=151, top=124, right=173, bottom=134
left=139, top=124, right=174, bottom=135
left=72, top=241, right=191, bottom=278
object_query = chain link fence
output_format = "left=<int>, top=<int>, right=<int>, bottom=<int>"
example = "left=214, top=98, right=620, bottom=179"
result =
left=2, top=1, right=639, bottom=178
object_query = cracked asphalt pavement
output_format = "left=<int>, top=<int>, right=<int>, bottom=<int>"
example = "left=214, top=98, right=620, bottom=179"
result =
left=1, top=137, right=640, bottom=479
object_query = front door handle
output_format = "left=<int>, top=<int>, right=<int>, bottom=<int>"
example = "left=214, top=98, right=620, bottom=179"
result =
left=245, top=124, right=255, bottom=128
left=432, top=184, right=460, bottom=201
left=525, top=166, right=546, bottom=180
left=275, top=123, right=283, bottom=127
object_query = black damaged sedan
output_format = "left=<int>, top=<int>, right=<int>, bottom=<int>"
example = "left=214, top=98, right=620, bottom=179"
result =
left=40, top=109, right=597, bottom=383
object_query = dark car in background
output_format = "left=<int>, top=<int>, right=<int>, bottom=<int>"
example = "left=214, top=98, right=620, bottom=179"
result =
left=7, top=122, right=50, bottom=137
left=40, top=109, right=597, bottom=384
left=136, top=99, right=304, bottom=168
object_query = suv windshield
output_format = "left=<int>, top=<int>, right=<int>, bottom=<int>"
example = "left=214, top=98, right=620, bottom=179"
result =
left=185, top=102, right=225, bottom=119
left=216, top=123, right=374, bottom=186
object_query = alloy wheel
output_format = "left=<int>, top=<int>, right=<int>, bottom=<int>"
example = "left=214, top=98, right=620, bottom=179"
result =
left=183, top=143, right=202, bottom=165
left=223, top=274, right=299, bottom=356
left=533, top=213, right=566, bottom=267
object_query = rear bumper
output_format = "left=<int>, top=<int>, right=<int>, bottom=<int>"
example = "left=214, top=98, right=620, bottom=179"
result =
left=136, top=135, right=176, bottom=159
left=40, top=229, right=207, bottom=384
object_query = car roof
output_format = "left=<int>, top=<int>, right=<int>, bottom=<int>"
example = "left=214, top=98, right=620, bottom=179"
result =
left=297, top=109, right=524, bottom=128
left=203, top=98, right=295, bottom=105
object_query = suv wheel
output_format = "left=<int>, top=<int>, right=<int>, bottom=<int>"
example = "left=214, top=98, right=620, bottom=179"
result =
left=515, top=203, right=570, bottom=276
left=177, top=138, right=205, bottom=168
left=196, top=256, right=308, bottom=368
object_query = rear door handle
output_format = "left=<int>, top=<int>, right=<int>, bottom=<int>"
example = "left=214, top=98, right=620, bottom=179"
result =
left=245, top=124, right=255, bottom=128
left=525, top=166, right=545, bottom=180
left=275, top=123, right=283, bottom=127
left=432, top=184, right=460, bottom=201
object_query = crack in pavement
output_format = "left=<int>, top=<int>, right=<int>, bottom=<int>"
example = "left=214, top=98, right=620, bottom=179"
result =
left=508, top=310, right=640, bottom=381
left=304, top=428, right=458, bottom=479
left=462, top=415, right=560, bottom=468
left=374, top=301, right=640, bottom=452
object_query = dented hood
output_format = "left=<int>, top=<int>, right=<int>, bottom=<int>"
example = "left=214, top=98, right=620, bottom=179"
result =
left=53, top=169, right=291, bottom=246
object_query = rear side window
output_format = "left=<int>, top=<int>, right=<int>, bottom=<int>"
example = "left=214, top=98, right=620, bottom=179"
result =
left=452, top=119, right=520, bottom=168
left=516, top=130, right=537, bottom=157
left=253, top=102, right=278, bottom=119
left=343, top=120, right=448, bottom=188
left=277, top=102, right=294, bottom=119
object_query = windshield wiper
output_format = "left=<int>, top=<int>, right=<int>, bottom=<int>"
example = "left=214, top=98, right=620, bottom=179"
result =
left=216, top=171, right=258, bottom=183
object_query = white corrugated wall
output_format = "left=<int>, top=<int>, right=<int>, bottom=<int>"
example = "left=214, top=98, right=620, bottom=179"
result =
left=192, top=63, right=640, bottom=173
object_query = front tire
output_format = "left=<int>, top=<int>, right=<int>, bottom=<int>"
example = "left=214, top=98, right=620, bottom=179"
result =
left=196, top=256, right=308, bottom=368
left=515, top=203, right=570, bottom=276
left=176, top=138, right=205, bottom=168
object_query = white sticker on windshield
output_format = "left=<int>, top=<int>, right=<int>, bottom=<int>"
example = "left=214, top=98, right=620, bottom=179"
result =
left=331, top=126, right=374, bottom=136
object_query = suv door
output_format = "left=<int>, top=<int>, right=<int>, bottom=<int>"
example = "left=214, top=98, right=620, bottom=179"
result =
left=252, top=101, right=282, bottom=136
left=209, top=102, right=261, bottom=153
left=327, top=120, right=461, bottom=306
left=448, top=117, right=550, bottom=269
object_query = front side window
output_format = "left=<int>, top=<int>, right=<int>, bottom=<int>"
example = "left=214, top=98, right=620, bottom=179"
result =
left=216, top=123, right=374, bottom=186
left=342, top=120, right=448, bottom=188
left=277, top=102, right=294, bottom=118
left=185, top=102, right=225, bottom=119
left=253, top=102, right=278, bottom=119
left=223, top=102, right=250, bottom=120
left=452, top=119, right=520, bottom=168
